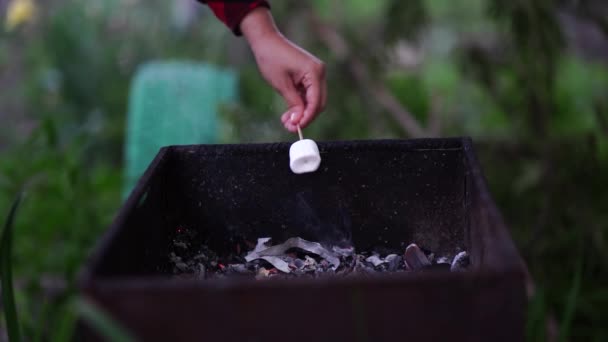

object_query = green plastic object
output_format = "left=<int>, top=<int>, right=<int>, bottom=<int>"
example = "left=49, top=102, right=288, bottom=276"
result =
left=123, top=61, right=238, bottom=198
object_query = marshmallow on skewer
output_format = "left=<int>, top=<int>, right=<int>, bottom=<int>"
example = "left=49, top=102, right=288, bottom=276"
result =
left=290, top=139, right=321, bottom=174
left=289, top=114, right=321, bottom=174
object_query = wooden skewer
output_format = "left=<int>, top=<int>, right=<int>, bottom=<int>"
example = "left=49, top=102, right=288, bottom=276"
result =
left=291, top=113, right=304, bottom=140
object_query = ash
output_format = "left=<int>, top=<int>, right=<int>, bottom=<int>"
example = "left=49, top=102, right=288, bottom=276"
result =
left=168, top=229, right=470, bottom=281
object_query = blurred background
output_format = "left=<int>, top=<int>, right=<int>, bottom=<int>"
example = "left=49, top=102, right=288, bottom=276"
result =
left=0, top=0, right=607, bottom=340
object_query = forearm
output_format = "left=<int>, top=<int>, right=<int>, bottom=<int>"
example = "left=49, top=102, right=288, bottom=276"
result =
left=240, top=7, right=281, bottom=48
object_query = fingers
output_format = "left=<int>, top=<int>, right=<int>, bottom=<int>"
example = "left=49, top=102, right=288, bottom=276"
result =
left=281, top=106, right=303, bottom=132
left=276, top=61, right=326, bottom=133
left=276, top=75, right=307, bottom=132
left=300, top=62, right=326, bottom=129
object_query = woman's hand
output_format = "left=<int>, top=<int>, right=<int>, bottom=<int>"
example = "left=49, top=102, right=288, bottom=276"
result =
left=241, top=7, right=326, bottom=133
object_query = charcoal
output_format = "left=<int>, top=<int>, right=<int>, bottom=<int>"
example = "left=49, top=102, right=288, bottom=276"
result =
left=353, top=257, right=377, bottom=274
left=227, top=264, right=250, bottom=274
left=247, top=259, right=265, bottom=271
left=168, top=235, right=469, bottom=280
left=192, top=253, right=207, bottom=261
left=256, top=268, right=271, bottom=280
left=303, top=255, right=317, bottom=271
left=387, top=255, right=403, bottom=272
left=173, top=241, right=188, bottom=249
left=169, top=252, right=179, bottom=260
left=196, top=264, right=206, bottom=279
left=403, top=244, right=431, bottom=270
left=450, top=251, right=470, bottom=271
left=259, top=256, right=291, bottom=273
left=175, top=262, right=189, bottom=271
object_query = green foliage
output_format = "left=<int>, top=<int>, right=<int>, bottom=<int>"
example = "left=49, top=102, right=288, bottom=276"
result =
left=0, top=118, right=122, bottom=280
left=526, top=288, right=548, bottom=342
left=485, top=0, right=564, bottom=137
left=559, top=247, right=583, bottom=342
left=384, top=0, right=427, bottom=42
left=386, top=71, right=430, bottom=123
left=552, top=56, right=608, bottom=137
left=1, top=193, right=24, bottom=342
left=1, top=194, right=134, bottom=340
left=478, top=139, right=608, bottom=341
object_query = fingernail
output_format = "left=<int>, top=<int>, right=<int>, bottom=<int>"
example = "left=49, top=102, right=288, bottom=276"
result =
left=290, top=112, right=298, bottom=123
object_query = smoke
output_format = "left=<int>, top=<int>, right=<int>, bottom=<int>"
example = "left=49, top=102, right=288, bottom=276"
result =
left=291, top=189, right=353, bottom=248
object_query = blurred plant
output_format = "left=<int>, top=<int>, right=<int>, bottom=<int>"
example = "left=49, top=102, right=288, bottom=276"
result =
left=1, top=192, right=135, bottom=341
left=0, top=116, right=122, bottom=280
left=1, top=193, right=23, bottom=341
left=5, top=0, right=37, bottom=31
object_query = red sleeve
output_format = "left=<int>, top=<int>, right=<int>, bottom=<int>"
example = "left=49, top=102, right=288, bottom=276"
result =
left=198, top=0, right=271, bottom=36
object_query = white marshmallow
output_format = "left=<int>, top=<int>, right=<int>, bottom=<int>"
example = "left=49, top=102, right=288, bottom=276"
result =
left=289, top=139, right=321, bottom=174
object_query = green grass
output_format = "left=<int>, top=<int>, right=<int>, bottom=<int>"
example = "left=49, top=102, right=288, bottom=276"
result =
left=1, top=193, right=24, bottom=342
